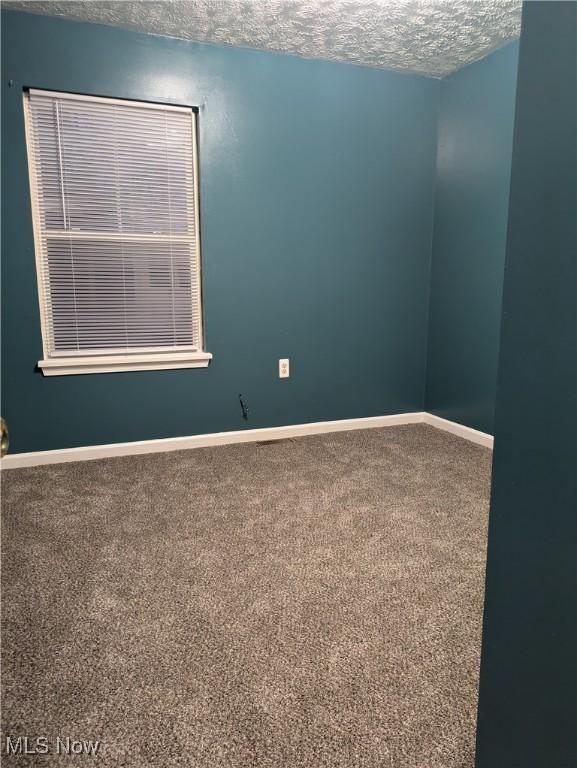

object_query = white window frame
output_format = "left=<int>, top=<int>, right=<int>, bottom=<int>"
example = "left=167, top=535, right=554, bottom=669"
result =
left=23, top=89, right=211, bottom=376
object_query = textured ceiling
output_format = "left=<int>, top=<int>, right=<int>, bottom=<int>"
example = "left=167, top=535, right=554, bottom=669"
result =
left=4, top=1, right=522, bottom=77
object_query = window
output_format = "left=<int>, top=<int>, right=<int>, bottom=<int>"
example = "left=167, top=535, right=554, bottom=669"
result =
left=24, top=89, right=210, bottom=375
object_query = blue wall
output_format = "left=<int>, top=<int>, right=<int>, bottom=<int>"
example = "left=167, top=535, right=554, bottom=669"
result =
left=1, top=10, right=440, bottom=453
left=476, top=3, right=577, bottom=765
left=425, top=42, right=519, bottom=434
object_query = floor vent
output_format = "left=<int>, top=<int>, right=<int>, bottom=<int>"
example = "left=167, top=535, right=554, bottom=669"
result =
left=255, top=438, right=296, bottom=446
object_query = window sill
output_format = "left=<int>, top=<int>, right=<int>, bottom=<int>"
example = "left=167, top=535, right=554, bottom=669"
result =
left=38, top=351, right=213, bottom=376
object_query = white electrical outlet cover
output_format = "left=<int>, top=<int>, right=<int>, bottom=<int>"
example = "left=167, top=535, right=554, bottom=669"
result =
left=279, top=358, right=289, bottom=378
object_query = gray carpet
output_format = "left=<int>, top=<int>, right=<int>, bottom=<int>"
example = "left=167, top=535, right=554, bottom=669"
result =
left=1, top=424, right=492, bottom=767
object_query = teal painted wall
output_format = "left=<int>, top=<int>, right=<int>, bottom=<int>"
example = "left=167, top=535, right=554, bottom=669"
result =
left=476, top=2, right=577, bottom=766
left=1, top=11, right=439, bottom=453
left=425, top=42, right=519, bottom=434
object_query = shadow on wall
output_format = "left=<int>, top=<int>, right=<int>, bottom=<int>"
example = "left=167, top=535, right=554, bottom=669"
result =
left=425, top=41, right=519, bottom=435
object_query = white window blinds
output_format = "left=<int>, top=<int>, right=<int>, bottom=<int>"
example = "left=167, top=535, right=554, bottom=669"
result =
left=24, top=90, right=210, bottom=375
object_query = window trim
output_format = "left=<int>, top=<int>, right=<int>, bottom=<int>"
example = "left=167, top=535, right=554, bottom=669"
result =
left=38, top=351, right=212, bottom=376
left=23, top=88, right=211, bottom=376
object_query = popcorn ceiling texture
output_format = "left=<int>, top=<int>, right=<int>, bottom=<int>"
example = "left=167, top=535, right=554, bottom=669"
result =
left=5, top=0, right=522, bottom=77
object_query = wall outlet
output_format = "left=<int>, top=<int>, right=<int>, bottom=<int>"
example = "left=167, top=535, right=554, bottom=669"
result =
left=279, top=358, right=290, bottom=378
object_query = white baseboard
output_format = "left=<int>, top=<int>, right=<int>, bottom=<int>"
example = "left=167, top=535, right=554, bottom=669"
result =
left=0, top=412, right=424, bottom=469
left=422, top=413, right=494, bottom=449
left=0, top=411, right=493, bottom=469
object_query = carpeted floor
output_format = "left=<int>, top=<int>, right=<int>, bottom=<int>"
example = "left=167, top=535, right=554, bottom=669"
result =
left=1, top=424, right=492, bottom=767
